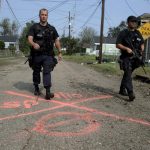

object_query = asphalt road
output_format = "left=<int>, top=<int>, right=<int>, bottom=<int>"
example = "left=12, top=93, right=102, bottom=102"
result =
left=0, top=58, right=150, bottom=150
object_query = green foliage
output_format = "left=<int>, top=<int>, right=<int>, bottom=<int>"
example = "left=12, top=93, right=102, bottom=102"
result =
left=63, top=55, right=96, bottom=63
left=79, top=27, right=97, bottom=46
left=64, top=55, right=150, bottom=76
left=107, top=21, right=126, bottom=37
left=11, top=21, right=19, bottom=36
left=61, top=37, right=81, bottom=55
left=8, top=45, right=16, bottom=51
left=19, top=21, right=35, bottom=54
left=64, top=55, right=121, bottom=75
left=0, top=18, right=11, bottom=36
left=0, top=18, right=18, bottom=36
left=0, top=40, right=5, bottom=49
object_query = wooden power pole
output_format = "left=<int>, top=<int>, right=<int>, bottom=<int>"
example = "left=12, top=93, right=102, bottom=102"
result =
left=99, top=0, right=105, bottom=64
left=69, top=11, right=71, bottom=39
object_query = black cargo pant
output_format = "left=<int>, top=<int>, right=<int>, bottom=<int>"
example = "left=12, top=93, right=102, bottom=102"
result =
left=32, top=54, right=54, bottom=88
left=120, top=57, right=140, bottom=94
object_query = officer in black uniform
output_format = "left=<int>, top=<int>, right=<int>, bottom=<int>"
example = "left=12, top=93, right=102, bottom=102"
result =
left=28, top=8, right=62, bottom=100
left=116, top=16, right=144, bottom=101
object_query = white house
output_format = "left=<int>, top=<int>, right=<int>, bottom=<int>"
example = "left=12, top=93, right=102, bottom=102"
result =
left=0, top=36, right=18, bottom=49
left=88, top=36, right=120, bottom=56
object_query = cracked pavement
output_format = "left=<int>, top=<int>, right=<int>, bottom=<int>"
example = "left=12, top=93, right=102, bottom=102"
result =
left=0, top=57, right=150, bottom=150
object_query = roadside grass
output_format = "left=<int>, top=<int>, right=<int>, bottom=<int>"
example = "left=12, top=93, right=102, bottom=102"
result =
left=0, top=57, right=24, bottom=66
left=63, top=55, right=96, bottom=63
left=134, top=66, right=150, bottom=76
left=90, top=63, right=121, bottom=75
left=63, top=55, right=150, bottom=76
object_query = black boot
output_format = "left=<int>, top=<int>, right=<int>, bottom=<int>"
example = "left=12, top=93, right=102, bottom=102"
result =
left=34, top=85, right=40, bottom=96
left=119, top=88, right=128, bottom=96
left=128, top=92, right=135, bottom=101
left=45, top=87, right=54, bottom=100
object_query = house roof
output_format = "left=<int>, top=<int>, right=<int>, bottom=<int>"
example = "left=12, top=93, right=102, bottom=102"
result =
left=0, top=36, right=18, bottom=42
left=138, top=13, right=150, bottom=20
left=93, top=36, right=117, bottom=44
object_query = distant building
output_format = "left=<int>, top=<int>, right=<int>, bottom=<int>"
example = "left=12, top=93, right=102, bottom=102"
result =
left=87, top=36, right=119, bottom=56
left=0, top=36, right=18, bottom=49
left=138, top=13, right=150, bottom=25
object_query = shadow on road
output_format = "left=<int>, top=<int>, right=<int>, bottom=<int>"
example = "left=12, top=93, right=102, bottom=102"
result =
left=72, top=82, right=129, bottom=102
left=13, top=82, right=33, bottom=93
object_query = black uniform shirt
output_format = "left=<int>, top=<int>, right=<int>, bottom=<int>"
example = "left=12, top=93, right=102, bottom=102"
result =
left=28, top=23, right=59, bottom=52
left=116, top=29, right=144, bottom=57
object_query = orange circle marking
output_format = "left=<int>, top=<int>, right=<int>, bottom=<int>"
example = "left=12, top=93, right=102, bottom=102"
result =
left=33, top=112, right=100, bottom=137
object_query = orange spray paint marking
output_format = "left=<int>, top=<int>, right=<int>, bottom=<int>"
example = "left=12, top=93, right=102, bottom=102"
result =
left=23, top=100, right=38, bottom=108
left=33, top=112, right=100, bottom=137
left=0, top=101, right=20, bottom=109
left=1, top=90, right=150, bottom=129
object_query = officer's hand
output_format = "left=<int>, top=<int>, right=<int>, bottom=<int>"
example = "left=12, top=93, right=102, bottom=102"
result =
left=58, top=53, right=62, bottom=61
left=33, top=43, right=40, bottom=50
left=126, top=47, right=133, bottom=54
left=140, top=51, right=143, bottom=56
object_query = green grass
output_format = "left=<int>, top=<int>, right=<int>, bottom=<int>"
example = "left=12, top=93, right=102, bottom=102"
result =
left=134, top=66, right=150, bottom=76
left=63, top=55, right=150, bottom=76
left=90, top=63, right=121, bottom=75
left=63, top=55, right=96, bottom=63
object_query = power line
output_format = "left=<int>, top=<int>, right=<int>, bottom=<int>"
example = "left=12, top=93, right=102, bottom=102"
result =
left=105, top=10, right=114, bottom=26
left=5, top=0, right=22, bottom=28
left=80, top=0, right=102, bottom=29
left=21, top=0, right=70, bottom=25
left=104, top=16, right=111, bottom=28
left=75, top=2, right=101, bottom=15
left=124, top=0, right=138, bottom=16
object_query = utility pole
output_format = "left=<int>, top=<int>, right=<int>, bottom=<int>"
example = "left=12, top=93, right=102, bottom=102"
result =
left=69, top=11, right=71, bottom=39
left=99, top=0, right=105, bottom=64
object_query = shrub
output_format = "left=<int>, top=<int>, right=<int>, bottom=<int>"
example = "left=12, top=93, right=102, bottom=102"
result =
left=0, top=40, right=5, bottom=50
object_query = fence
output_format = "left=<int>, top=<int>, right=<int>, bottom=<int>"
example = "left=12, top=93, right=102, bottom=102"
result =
left=0, top=49, right=23, bottom=58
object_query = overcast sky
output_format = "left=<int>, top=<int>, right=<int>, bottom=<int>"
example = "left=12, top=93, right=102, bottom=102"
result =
left=0, top=0, right=149, bottom=37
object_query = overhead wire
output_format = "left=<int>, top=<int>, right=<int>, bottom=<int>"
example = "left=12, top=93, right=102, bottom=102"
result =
left=124, top=0, right=138, bottom=16
left=5, top=0, right=22, bottom=28
left=80, top=0, right=102, bottom=29
left=20, top=0, right=70, bottom=26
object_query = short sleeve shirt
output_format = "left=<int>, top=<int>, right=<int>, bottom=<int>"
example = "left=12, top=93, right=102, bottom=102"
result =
left=116, top=29, right=144, bottom=55
left=28, top=23, right=59, bottom=42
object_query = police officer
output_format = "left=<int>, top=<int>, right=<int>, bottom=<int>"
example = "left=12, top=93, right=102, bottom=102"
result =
left=28, top=8, right=62, bottom=100
left=116, top=16, right=144, bottom=101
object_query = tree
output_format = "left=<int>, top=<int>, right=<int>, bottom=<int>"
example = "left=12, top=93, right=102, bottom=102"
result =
left=11, top=21, right=19, bottom=36
left=61, top=36, right=80, bottom=55
left=0, top=18, right=11, bottom=36
left=0, top=18, right=19, bottom=36
left=0, top=40, right=5, bottom=50
left=79, top=27, right=97, bottom=46
left=107, top=21, right=127, bottom=37
left=19, top=21, right=35, bottom=54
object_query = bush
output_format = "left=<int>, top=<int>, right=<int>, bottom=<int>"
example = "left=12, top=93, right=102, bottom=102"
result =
left=8, top=45, right=16, bottom=51
left=0, top=40, right=5, bottom=50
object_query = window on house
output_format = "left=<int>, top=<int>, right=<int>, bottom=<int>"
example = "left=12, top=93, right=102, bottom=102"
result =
left=96, top=45, right=100, bottom=50
left=9, top=43, right=14, bottom=46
